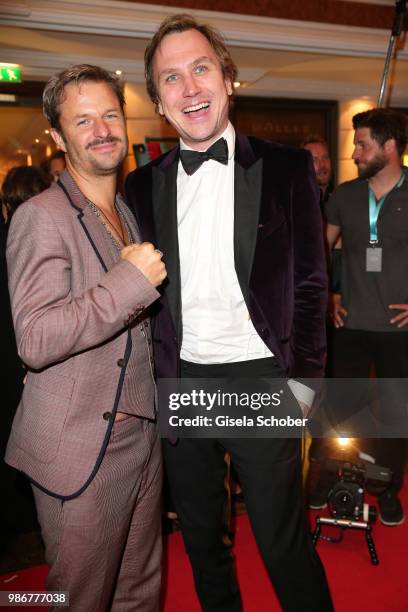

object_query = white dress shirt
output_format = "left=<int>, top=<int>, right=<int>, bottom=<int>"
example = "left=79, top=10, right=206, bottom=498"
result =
left=178, top=122, right=271, bottom=364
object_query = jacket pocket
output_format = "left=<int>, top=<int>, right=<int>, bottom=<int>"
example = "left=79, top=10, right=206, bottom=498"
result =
left=257, top=210, right=286, bottom=241
left=13, top=370, right=75, bottom=464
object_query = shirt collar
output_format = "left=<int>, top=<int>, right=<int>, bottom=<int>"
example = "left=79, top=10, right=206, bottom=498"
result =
left=179, top=121, right=235, bottom=161
left=368, top=168, right=406, bottom=198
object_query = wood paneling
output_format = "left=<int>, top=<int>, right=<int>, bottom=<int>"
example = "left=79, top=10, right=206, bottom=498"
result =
left=231, top=96, right=338, bottom=180
left=120, top=0, right=400, bottom=30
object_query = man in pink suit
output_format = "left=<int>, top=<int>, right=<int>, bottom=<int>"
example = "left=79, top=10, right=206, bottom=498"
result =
left=5, top=64, right=166, bottom=611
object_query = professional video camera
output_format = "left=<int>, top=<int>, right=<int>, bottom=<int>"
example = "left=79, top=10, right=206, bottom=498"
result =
left=312, top=443, right=392, bottom=565
left=326, top=458, right=391, bottom=523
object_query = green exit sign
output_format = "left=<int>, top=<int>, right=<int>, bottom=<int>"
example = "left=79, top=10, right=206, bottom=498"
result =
left=0, top=67, right=22, bottom=83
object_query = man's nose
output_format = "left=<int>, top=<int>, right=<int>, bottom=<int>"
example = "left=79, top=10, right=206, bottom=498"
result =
left=183, top=74, right=200, bottom=97
left=94, top=117, right=110, bottom=137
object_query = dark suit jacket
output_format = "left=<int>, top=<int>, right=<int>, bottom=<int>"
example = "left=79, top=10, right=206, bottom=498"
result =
left=126, top=131, right=328, bottom=383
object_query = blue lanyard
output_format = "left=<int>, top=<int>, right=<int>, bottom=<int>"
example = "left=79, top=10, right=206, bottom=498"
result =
left=368, top=172, right=404, bottom=243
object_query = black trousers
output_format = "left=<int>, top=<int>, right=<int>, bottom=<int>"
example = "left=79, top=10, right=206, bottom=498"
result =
left=314, top=328, right=408, bottom=490
left=163, top=358, right=333, bottom=612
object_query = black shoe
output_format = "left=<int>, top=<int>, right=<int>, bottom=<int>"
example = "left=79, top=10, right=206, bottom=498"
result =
left=378, top=490, right=405, bottom=526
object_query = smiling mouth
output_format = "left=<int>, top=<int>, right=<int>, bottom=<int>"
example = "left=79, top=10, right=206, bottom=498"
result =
left=183, top=102, right=210, bottom=114
left=87, top=137, right=120, bottom=150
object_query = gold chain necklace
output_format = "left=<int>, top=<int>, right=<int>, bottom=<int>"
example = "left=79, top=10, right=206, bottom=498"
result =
left=88, top=200, right=133, bottom=250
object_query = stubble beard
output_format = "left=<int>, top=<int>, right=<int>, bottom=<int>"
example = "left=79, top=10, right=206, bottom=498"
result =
left=86, top=136, right=127, bottom=176
left=65, top=141, right=127, bottom=177
left=317, top=171, right=330, bottom=189
left=89, top=156, right=124, bottom=176
left=356, top=154, right=387, bottom=180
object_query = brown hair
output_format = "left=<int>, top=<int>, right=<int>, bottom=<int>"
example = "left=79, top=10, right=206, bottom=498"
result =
left=353, top=108, right=408, bottom=157
left=144, top=14, right=238, bottom=108
left=40, top=149, right=65, bottom=174
left=43, top=64, right=125, bottom=132
left=2, top=166, right=51, bottom=217
left=301, top=135, right=328, bottom=149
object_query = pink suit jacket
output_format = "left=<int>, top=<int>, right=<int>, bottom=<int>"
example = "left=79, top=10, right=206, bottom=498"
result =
left=5, top=171, right=159, bottom=499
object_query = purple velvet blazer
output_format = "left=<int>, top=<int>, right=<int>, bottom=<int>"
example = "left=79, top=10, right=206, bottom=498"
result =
left=125, top=131, right=328, bottom=383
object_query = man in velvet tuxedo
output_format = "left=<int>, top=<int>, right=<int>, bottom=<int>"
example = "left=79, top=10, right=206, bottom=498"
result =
left=126, top=14, right=333, bottom=612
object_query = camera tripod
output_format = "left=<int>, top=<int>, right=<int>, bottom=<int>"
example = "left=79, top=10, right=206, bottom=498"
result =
left=312, top=510, right=379, bottom=565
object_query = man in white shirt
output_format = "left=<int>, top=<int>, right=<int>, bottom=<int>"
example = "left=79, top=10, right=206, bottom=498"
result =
left=127, top=14, right=333, bottom=612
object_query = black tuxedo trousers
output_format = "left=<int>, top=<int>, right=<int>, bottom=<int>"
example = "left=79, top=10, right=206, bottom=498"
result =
left=163, top=357, right=334, bottom=612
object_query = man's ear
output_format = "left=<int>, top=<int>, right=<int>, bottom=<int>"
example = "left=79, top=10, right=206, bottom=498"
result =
left=50, top=129, right=67, bottom=153
left=383, top=138, right=397, bottom=156
left=157, top=100, right=164, bottom=117
left=226, top=79, right=233, bottom=96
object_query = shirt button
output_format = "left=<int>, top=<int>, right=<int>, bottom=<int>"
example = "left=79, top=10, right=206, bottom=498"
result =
left=117, top=358, right=125, bottom=368
left=103, top=412, right=111, bottom=421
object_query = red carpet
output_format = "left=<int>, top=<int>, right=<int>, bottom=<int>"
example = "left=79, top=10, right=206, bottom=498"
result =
left=2, top=484, right=408, bottom=611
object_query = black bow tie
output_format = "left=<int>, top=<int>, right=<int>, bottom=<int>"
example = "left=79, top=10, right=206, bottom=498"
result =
left=179, top=138, right=229, bottom=175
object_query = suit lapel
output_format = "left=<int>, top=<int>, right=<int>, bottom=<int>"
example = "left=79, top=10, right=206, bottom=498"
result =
left=150, top=135, right=263, bottom=336
left=152, top=152, right=182, bottom=342
left=234, top=132, right=263, bottom=305
left=58, top=171, right=118, bottom=271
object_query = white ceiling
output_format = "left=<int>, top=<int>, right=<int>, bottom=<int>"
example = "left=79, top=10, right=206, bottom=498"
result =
left=2, top=23, right=408, bottom=101
left=1, top=0, right=408, bottom=166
